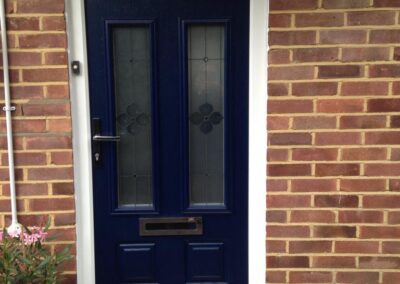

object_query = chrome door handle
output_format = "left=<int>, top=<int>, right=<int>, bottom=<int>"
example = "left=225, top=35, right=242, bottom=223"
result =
left=92, top=135, right=121, bottom=142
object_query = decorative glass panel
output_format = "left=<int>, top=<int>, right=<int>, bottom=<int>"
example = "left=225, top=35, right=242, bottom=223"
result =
left=188, top=25, right=225, bottom=206
left=113, top=26, right=153, bottom=208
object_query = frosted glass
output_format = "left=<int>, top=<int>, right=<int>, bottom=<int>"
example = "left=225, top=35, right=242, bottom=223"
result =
left=188, top=25, right=225, bottom=206
left=113, top=26, right=153, bottom=208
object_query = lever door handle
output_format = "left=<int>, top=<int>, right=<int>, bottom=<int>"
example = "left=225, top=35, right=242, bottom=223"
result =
left=92, top=135, right=121, bottom=142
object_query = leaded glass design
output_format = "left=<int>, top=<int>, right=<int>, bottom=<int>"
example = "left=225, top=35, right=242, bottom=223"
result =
left=113, top=26, right=153, bottom=208
left=188, top=25, right=225, bottom=206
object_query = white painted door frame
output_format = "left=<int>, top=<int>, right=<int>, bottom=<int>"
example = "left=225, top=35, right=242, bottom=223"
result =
left=65, top=0, right=268, bottom=283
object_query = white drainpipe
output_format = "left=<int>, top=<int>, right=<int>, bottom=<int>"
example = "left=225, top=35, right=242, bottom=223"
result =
left=0, top=0, right=20, bottom=232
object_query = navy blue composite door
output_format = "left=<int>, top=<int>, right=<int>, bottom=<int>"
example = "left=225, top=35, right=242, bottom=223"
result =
left=86, top=0, right=249, bottom=283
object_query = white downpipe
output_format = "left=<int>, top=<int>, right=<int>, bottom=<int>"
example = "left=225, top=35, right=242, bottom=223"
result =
left=0, top=0, right=19, bottom=232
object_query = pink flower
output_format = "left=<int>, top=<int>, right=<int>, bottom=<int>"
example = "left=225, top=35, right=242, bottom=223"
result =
left=22, top=226, right=48, bottom=245
left=0, top=231, right=3, bottom=242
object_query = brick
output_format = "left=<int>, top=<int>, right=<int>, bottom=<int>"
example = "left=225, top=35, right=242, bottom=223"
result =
left=7, top=17, right=39, bottom=31
left=47, top=228, right=75, bottom=242
left=320, top=30, right=367, bottom=44
left=291, top=210, right=335, bottom=223
left=0, top=168, right=23, bottom=181
left=340, top=179, right=386, bottom=192
left=269, top=14, right=291, bottom=28
left=19, top=34, right=66, bottom=48
left=322, top=0, right=370, bottom=9
left=269, top=66, right=314, bottom=80
left=28, top=167, right=73, bottom=181
left=370, top=30, right=400, bottom=43
left=289, top=272, right=332, bottom=283
left=267, top=149, right=288, bottom=162
left=0, top=69, right=19, bottom=83
left=391, top=148, right=400, bottom=160
left=366, top=132, right=400, bottom=144
left=312, top=257, right=355, bottom=268
left=342, top=148, right=387, bottom=161
left=293, top=116, right=337, bottom=130
left=7, top=52, right=41, bottom=66
left=292, top=82, right=337, bottom=96
left=267, top=180, right=288, bottom=192
left=0, top=199, right=24, bottom=212
left=269, top=31, right=316, bottom=46
left=341, top=81, right=388, bottom=96
left=267, top=117, right=289, bottom=130
left=0, top=119, right=46, bottom=133
left=318, top=65, right=362, bottom=79
left=48, top=118, right=72, bottom=132
left=42, top=16, right=66, bottom=31
left=269, top=133, right=312, bottom=145
left=268, top=83, right=288, bottom=97
left=370, top=64, right=400, bottom=78
left=23, top=68, right=68, bottom=82
left=390, top=179, right=400, bottom=191
left=394, top=48, right=400, bottom=61
left=46, top=85, right=69, bottom=99
left=267, top=226, right=310, bottom=238
left=365, top=164, right=400, bottom=176
left=337, top=272, right=379, bottom=284
left=292, top=148, right=337, bottom=161
left=267, top=256, right=309, bottom=268
left=393, top=82, right=400, bottom=95
left=296, top=13, right=343, bottom=27
left=44, top=52, right=68, bottom=65
left=268, top=100, right=313, bottom=114
left=292, top=179, right=337, bottom=192
left=54, top=213, right=75, bottom=226
left=22, top=103, right=70, bottom=116
left=374, top=0, right=400, bottom=7
left=266, top=271, right=286, bottom=283
left=289, top=241, right=332, bottom=253
left=2, top=152, right=46, bottom=166
left=268, top=164, right=311, bottom=176
left=9, top=85, right=43, bottom=99
left=317, top=99, right=364, bottom=113
left=368, top=99, right=400, bottom=112
left=340, top=116, right=386, bottom=129
left=388, top=213, right=400, bottom=224
left=270, top=0, right=318, bottom=10
left=266, top=240, right=286, bottom=253
left=267, top=195, right=310, bottom=208
left=266, top=210, right=287, bottom=223
left=17, top=0, right=64, bottom=13
left=269, top=49, right=290, bottom=65
left=348, top=11, right=396, bottom=26
left=361, top=227, right=400, bottom=238
left=339, top=211, right=383, bottom=223
left=383, top=241, right=400, bottom=253
left=315, top=195, right=359, bottom=207
left=50, top=151, right=73, bottom=165
left=30, top=198, right=74, bottom=212
left=5, top=214, right=49, bottom=227
left=314, top=226, right=357, bottom=238
left=2, top=183, right=48, bottom=196
left=315, top=132, right=361, bottom=145
left=360, top=257, right=400, bottom=269
left=52, top=183, right=74, bottom=195
left=343, top=47, right=390, bottom=62
left=364, top=195, right=400, bottom=208
left=335, top=241, right=379, bottom=254
left=0, top=137, right=23, bottom=150
left=383, top=273, right=400, bottom=284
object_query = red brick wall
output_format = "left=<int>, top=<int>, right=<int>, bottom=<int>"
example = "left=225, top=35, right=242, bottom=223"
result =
left=268, top=0, right=400, bottom=283
left=0, top=0, right=76, bottom=282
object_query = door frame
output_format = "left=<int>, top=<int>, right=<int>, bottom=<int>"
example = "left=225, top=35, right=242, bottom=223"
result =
left=65, top=0, right=268, bottom=283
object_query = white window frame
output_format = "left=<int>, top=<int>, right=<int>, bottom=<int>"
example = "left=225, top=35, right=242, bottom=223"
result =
left=65, top=0, right=268, bottom=283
